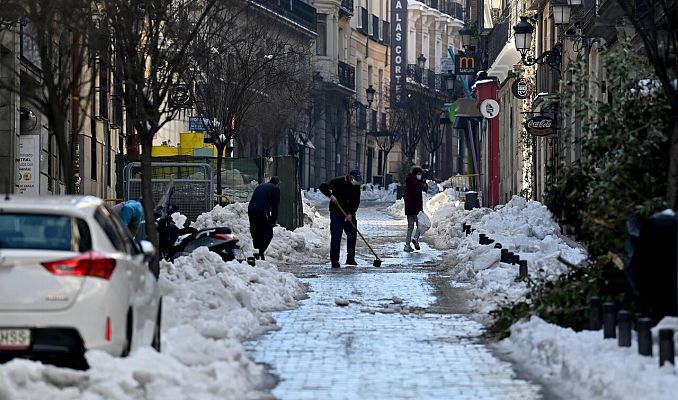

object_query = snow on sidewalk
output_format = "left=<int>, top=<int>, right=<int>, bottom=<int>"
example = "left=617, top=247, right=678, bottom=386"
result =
left=0, top=249, right=305, bottom=399
left=498, top=317, right=678, bottom=400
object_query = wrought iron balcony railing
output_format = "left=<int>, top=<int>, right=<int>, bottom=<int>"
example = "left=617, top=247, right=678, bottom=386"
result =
left=252, top=0, right=317, bottom=33
left=338, top=61, right=355, bottom=90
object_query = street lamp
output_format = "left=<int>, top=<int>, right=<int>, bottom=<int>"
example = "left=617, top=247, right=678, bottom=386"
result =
left=513, top=16, right=562, bottom=73
left=445, top=70, right=455, bottom=91
left=459, top=28, right=472, bottom=49
left=417, top=53, right=427, bottom=69
left=551, top=2, right=572, bottom=25
left=365, top=85, right=376, bottom=108
left=567, top=0, right=583, bottom=5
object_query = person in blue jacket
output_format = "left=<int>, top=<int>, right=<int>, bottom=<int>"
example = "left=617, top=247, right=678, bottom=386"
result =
left=248, top=176, right=281, bottom=260
left=112, top=199, right=144, bottom=237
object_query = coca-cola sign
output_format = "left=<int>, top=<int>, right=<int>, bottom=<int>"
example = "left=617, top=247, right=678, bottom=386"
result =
left=525, top=116, right=555, bottom=136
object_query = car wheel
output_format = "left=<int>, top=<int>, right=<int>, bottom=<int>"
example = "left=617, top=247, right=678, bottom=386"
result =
left=121, top=309, right=133, bottom=357
left=151, top=298, right=162, bottom=352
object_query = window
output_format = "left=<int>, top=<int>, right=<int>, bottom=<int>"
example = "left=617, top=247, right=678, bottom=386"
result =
left=95, top=207, right=127, bottom=252
left=90, top=136, right=97, bottom=181
left=0, top=214, right=91, bottom=252
left=316, top=14, right=327, bottom=56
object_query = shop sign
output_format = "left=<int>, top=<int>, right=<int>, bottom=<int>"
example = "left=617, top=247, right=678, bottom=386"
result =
left=390, top=0, right=407, bottom=105
left=479, top=99, right=500, bottom=119
left=512, top=78, right=529, bottom=99
left=525, top=115, right=555, bottom=136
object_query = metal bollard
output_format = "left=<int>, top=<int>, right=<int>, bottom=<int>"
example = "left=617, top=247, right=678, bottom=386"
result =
left=659, top=329, right=675, bottom=366
left=486, top=238, right=495, bottom=244
left=505, top=251, right=514, bottom=264
left=617, top=310, right=631, bottom=347
left=511, top=254, right=520, bottom=265
left=603, top=302, right=617, bottom=339
left=479, top=234, right=487, bottom=244
left=494, top=243, right=502, bottom=249
left=637, top=317, right=653, bottom=356
left=519, top=260, right=528, bottom=277
left=589, top=297, right=602, bottom=330
left=462, top=223, right=468, bottom=233
left=500, top=249, right=508, bottom=262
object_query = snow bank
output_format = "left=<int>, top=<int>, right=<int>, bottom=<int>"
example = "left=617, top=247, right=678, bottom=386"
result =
left=191, top=192, right=330, bottom=264
left=499, top=317, right=678, bottom=400
left=0, top=249, right=306, bottom=400
left=430, top=196, right=587, bottom=313
left=305, top=186, right=397, bottom=203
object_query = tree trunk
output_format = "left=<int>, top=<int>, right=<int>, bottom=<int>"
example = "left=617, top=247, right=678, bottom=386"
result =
left=140, top=133, right=160, bottom=278
left=52, top=113, right=75, bottom=194
left=216, top=142, right=224, bottom=205
left=382, top=150, right=391, bottom=186
left=668, top=122, right=678, bottom=210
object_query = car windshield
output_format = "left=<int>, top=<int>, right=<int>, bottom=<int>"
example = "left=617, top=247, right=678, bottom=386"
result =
left=0, top=213, right=91, bottom=251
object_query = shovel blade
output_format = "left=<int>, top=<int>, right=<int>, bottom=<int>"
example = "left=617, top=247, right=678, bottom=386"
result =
left=373, top=259, right=382, bottom=267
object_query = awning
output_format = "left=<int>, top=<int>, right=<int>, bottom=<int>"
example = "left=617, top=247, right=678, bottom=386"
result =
left=454, top=98, right=483, bottom=118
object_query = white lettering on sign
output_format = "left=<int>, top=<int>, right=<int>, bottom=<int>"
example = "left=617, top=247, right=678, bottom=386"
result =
left=391, top=0, right=407, bottom=106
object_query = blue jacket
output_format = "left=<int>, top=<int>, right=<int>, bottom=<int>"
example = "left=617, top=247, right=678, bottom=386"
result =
left=248, top=183, right=281, bottom=223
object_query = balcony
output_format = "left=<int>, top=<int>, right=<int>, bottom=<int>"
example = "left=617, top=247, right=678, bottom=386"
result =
left=339, top=0, right=353, bottom=16
left=581, top=0, right=624, bottom=42
left=406, top=64, right=445, bottom=91
left=486, top=7, right=511, bottom=67
left=251, top=0, right=317, bottom=33
left=338, top=61, right=355, bottom=90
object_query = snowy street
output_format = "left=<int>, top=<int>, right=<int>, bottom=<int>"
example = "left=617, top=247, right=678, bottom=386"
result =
left=246, top=200, right=544, bottom=399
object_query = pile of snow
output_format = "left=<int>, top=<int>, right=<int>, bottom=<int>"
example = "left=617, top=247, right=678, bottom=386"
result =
left=191, top=192, right=330, bottom=264
left=359, top=185, right=397, bottom=202
left=430, top=196, right=587, bottom=314
left=499, top=317, right=678, bottom=399
left=304, top=188, right=327, bottom=203
left=386, top=198, right=405, bottom=218
left=0, top=248, right=305, bottom=400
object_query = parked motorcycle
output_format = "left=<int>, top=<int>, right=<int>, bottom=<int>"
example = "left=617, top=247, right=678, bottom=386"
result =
left=154, top=183, right=255, bottom=266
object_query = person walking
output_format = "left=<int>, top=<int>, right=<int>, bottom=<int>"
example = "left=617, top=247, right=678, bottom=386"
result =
left=319, top=169, right=362, bottom=268
left=403, top=166, right=427, bottom=252
left=248, top=176, right=281, bottom=261
left=112, top=199, right=144, bottom=238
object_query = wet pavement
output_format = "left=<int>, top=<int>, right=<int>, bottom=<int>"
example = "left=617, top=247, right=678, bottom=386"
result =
left=246, top=200, right=544, bottom=399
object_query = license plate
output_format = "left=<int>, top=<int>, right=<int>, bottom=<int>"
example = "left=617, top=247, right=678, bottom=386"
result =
left=0, top=329, right=30, bottom=350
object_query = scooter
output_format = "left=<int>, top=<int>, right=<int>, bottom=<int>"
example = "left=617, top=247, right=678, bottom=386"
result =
left=154, top=184, right=255, bottom=266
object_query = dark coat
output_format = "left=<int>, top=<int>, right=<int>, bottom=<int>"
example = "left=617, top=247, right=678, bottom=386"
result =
left=319, top=175, right=361, bottom=216
left=403, top=173, right=426, bottom=215
left=248, top=182, right=281, bottom=224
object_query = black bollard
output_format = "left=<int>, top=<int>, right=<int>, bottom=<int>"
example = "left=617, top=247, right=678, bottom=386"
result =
left=637, top=318, right=653, bottom=356
left=494, top=243, right=502, bottom=249
left=500, top=249, right=509, bottom=262
left=519, top=260, right=528, bottom=277
left=479, top=234, right=487, bottom=244
left=589, top=297, right=602, bottom=330
left=511, top=254, right=520, bottom=265
left=603, top=302, right=617, bottom=338
left=505, top=252, right=514, bottom=264
left=617, top=310, right=632, bottom=347
left=659, top=329, right=675, bottom=366
left=486, top=238, right=495, bottom=244
left=462, top=223, right=468, bottom=233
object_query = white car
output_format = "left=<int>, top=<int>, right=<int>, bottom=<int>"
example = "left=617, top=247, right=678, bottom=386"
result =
left=0, top=196, right=161, bottom=368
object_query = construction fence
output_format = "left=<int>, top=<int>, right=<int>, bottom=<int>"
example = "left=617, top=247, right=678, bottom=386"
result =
left=115, top=154, right=302, bottom=230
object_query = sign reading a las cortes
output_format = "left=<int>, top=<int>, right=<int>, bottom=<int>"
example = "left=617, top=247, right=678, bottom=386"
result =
left=390, top=0, right=407, bottom=105
left=525, top=115, right=555, bottom=136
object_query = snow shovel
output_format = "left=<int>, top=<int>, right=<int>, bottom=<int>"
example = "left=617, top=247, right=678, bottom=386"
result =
left=335, top=203, right=382, bottom=267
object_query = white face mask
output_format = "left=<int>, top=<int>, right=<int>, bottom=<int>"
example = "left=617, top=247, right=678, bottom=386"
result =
left=351, top=178, right=361, bottom=186
left=416, top=174, right=423, bottom=181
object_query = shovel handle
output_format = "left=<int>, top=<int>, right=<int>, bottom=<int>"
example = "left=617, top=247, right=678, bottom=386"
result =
left=335, top=203, right=381, bottom=260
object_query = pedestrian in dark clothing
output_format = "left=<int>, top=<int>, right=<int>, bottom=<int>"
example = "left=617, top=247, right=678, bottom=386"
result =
left=403, top=166, right=427, bottom=252
left=248, top=176, right=281, bottom=260
left=319, top=169, right=362, bottom=268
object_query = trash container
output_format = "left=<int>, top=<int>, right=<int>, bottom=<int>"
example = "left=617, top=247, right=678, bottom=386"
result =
left=625, top=210, right=678, bottom=322
left=396, top=185, right=404, bottom=200
left=464, top=191, right=480, bottom=210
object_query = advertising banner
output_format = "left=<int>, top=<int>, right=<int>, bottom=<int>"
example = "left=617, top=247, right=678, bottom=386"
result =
left=390, top=0, right=407, bottom=105
left=17, top=135, right=40, bottom=196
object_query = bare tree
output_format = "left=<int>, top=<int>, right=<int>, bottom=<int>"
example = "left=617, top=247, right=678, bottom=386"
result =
left=615, top=0, right=678, bottom=208
left=375, top=105, right=402, bottom=182
left=0, top=0, right=95, bottom=193
left=101, top=0, right=220, bottom=276
left=395, top=90, right=430, bottom=163
left=186, top=6, right=312, bottom=195
left=420, top=91, right=447, bottom=178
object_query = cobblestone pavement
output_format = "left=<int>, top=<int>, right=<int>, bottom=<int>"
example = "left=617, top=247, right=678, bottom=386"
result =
left=246, top=201, right=544, bottom=400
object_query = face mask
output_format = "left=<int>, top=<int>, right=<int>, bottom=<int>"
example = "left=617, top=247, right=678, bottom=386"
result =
left=351, top=178, right=361, bottom=186
left=416, top=174, right=423, bottom=181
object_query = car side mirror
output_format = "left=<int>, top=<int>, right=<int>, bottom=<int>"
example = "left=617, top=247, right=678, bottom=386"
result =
left=139, top=240, right=155, bottom=262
